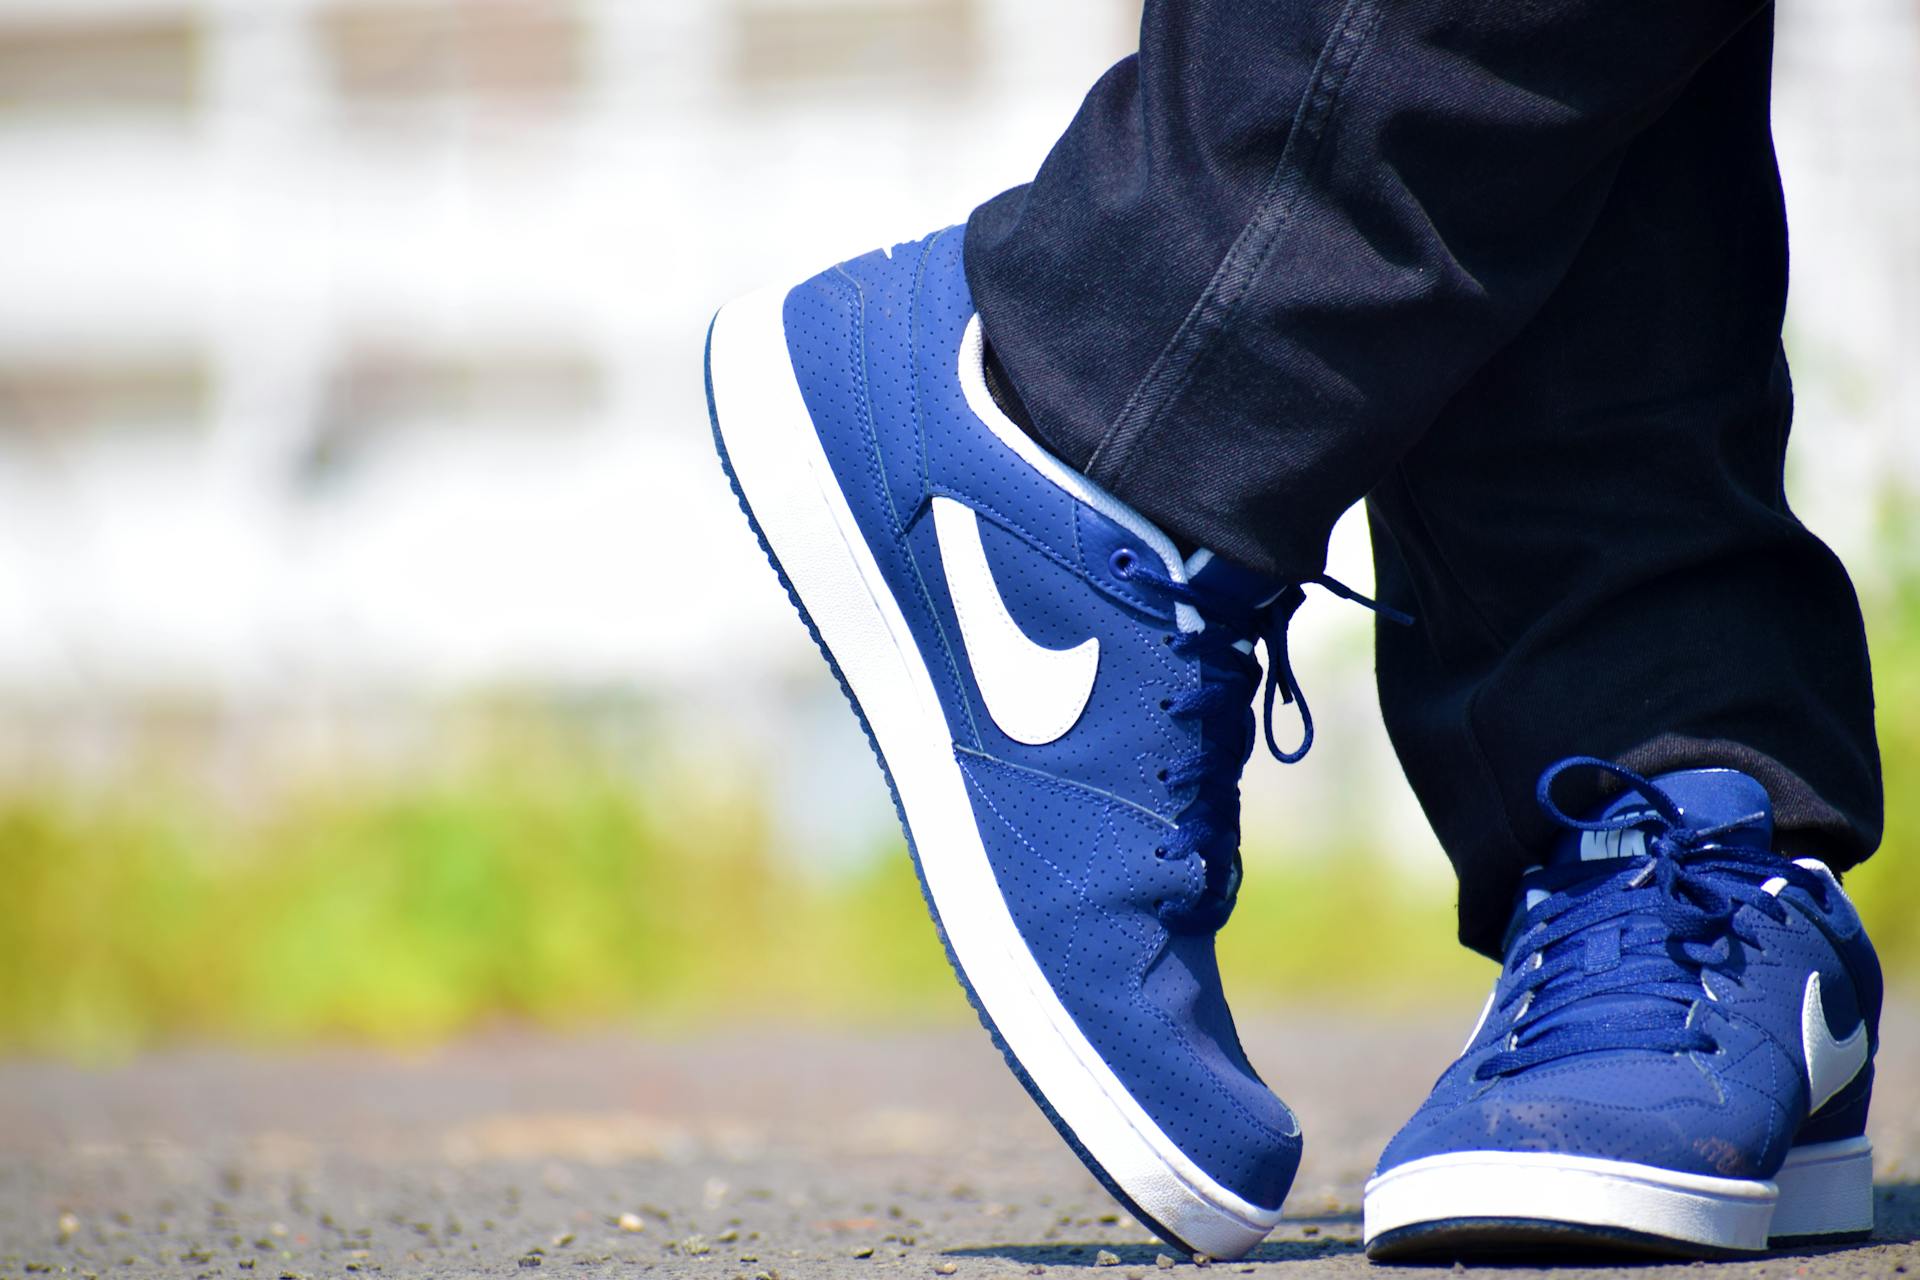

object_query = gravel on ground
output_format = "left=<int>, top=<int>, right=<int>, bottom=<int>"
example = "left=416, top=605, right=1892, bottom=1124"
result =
left=2, top=1006, right=1915, bottom=1279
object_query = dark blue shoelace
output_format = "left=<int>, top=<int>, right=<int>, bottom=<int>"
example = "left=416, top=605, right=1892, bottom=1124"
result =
left=1473, top=756, right=1829, bottom=1080
left=1117, top=559, right=1412, bottom=930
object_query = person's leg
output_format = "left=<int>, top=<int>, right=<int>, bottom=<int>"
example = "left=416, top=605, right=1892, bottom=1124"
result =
left=1360, top=14, right=1886, bottom=1256
left=1364, top=9, right=1882, bottom=957
left=967, top=0, right=1776, bottom=580
left=712, top=0, right=1883, bottom=1259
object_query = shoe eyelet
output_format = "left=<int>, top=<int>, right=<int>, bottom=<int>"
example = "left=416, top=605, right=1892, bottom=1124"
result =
left=1158, top=698, right=1173, bottom=712
left=1108, top=547, right=1138, bottom=579
left=1156, top=768, right=1169, bottom=783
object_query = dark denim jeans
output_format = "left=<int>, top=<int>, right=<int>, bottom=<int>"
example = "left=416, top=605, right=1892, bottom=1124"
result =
left=964, top=1, right=1882, bottom=953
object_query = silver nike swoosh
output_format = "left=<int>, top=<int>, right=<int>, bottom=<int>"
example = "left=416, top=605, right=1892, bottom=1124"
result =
left=931, top=496, right=1098, bottom=746
left=1802, top=971, right=1869, bottom=1114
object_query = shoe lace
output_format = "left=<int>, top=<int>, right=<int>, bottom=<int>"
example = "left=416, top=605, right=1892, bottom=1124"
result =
left=1116, top=558, right=1412, bottom=931
left=1473, top=755, right=1829, bottom=1080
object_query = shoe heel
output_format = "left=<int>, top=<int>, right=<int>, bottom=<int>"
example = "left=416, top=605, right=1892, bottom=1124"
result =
left=1769, top=1138, right=1873, bottom=1244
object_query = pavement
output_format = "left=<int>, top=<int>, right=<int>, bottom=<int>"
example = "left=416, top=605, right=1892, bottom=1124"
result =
left=2, top=1005, right=1915, bottom=1280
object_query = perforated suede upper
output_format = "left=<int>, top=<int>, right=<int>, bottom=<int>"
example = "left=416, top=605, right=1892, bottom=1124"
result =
left=782, top=228, right=1301, bottom=1209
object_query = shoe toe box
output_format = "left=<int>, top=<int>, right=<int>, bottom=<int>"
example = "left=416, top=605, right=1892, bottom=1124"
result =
left=1377, top=1048, right=1787, bottom=1181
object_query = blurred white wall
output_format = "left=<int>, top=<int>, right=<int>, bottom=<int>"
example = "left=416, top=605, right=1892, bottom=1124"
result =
left=0, top=0, right=1914, bottom=865
left=0, top=0, right=1140, bottom=701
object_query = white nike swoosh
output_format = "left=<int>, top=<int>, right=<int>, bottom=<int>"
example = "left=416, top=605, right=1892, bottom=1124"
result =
left=1802, top=971, right=1869, bottom=1114
left=931, top=496, right=1099, bottom=746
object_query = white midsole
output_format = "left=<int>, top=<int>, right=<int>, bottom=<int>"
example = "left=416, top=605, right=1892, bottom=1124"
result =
left=1771, top=1137, right=1875, bottom=1240
left=707, top=285, right=1283, bottom=1260
left=1364, top=1138, right=1874, bottom=1251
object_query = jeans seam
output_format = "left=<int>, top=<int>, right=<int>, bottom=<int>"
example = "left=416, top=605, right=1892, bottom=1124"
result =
left=1458, top=673, right=1538, bottom=954
left=1391, top=465, right=1514, bottom=654
left=1374, top=469, right=1533, bottom=954
left=1085, top=0, right=1386, bottom=495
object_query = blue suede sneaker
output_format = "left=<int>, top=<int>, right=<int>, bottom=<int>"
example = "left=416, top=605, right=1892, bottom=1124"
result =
left=705, top=227, right=1355, bottom=1257
left=1365, top=757, right=1881, bottom=1260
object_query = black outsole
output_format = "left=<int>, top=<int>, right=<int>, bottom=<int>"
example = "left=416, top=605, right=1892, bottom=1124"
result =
left=1366, top=1217, right=1765, bottom=1265
left=1767, top=1229, right=1875, bottom=1249
left=702, top=314, right=1209, bottom=1260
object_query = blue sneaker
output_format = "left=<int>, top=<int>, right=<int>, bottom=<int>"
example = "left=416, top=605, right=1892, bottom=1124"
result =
left=705, top=227, right=1317, bottom=1258
left=1364, top=757, right=1881, bottom=1259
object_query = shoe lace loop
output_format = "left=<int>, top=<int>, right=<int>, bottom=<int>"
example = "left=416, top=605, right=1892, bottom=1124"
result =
left=1472, top=756, right=1826, bottom=1080
left=1116, top=558, right=1412, bottom=930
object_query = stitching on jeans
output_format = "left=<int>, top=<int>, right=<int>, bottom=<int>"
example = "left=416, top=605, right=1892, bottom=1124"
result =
left=1086, top=0, right=1387, bottom=492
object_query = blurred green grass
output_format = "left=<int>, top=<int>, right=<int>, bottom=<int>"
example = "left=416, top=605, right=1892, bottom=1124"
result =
left=0, top=728, right=1498, bottom=1057
left=5, top=700, right=1911, bottom=1058
left=2, top=507, right=1917, bottom=1059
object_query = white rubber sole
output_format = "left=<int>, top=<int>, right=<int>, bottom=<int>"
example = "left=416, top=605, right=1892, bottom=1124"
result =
left=706, top=285, right=1284, bottom=1260
left=1771, top=1137, right=1876, bottom=1242
left=1363, top=1137, right=1874, bottom=1257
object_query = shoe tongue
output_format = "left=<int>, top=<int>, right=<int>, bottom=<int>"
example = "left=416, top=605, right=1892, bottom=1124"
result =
left=1184, top=547, right=1287, bottom=603
left=1178, top=549, right=1291, bottom=641
left=1545, top=767, right=1776, bottom=870
left=1504, top=768, right=1780, bottom=1024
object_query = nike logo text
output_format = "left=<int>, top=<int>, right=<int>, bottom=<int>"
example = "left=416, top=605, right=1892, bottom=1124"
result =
left=1802, top=971, right=1869, bottom=1114
left=931, top=496, right=1099, bottom=746
left=1580, top=828, right=1648, bottom=861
